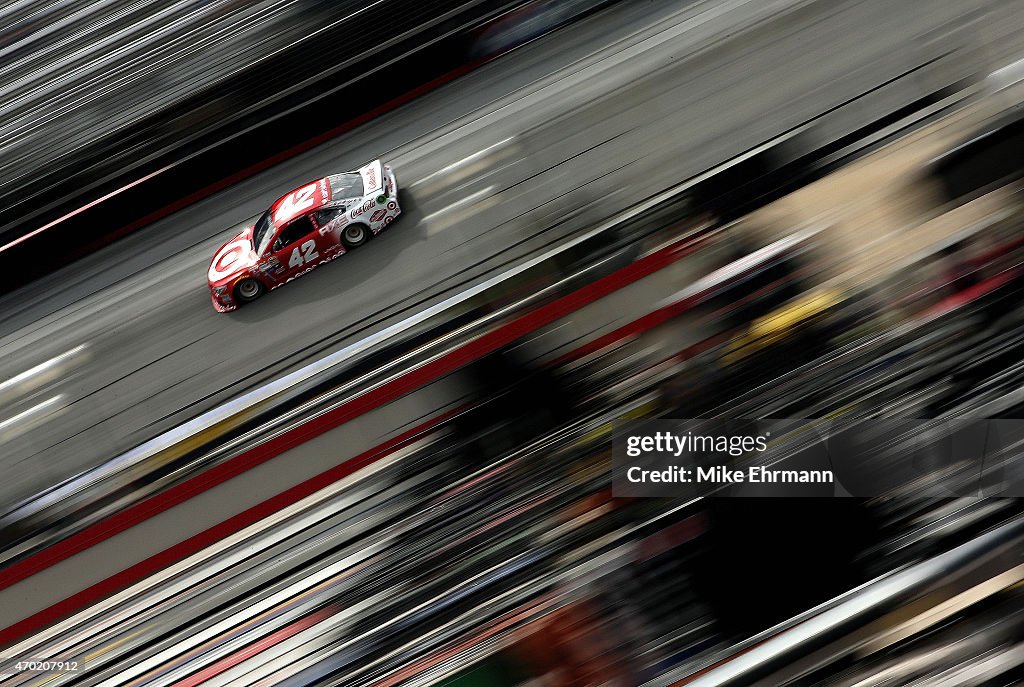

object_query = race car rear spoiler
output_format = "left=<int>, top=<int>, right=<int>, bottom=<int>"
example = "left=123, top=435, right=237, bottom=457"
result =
left=358, top=159, right=385, bottom=196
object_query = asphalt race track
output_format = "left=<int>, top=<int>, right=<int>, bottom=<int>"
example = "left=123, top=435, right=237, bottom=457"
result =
left=0, top=0, right=1017, bottom=506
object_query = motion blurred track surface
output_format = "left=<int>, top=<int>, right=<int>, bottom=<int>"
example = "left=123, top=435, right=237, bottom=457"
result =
left=0, top=0, right=1017, bottom=505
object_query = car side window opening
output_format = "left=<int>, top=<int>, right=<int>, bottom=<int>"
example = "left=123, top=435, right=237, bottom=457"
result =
left=314, top=207, right=346, bottom=226
left=274, top=215, right=316, bottom=251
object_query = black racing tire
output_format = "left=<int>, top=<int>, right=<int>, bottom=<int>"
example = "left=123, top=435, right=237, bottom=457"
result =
left=341, top=222, right=369, bottom=249
left=235, top=277, right=264, bottom=303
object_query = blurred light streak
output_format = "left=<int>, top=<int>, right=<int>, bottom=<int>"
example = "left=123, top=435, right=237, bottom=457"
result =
left=167, top=607, right=335, bottom=687
left=0, top=395, right=63, bottom=437
left=988, top=55, right=1024, bottom=91
left=0, top=166, right=171, bottom=254
left=0, top=344, right=86, bottom=399
left=859, top=563, right=1024, bottom=654
left=409, top=138, right=513, bottom=188
left=422, top=186, right=497, bottom=229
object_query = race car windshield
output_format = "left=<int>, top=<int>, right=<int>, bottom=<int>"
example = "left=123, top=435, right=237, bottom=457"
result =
left=327, top=173, right=364, bottom=198
left=252, top=211, right=274, bottom=255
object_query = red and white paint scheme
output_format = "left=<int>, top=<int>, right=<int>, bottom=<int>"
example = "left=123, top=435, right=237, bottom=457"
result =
left=208, top=160, right=401, bottom=312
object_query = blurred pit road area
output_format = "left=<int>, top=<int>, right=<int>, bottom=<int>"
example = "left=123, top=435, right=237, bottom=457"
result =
left=4, top=1, right=1024, bottom=686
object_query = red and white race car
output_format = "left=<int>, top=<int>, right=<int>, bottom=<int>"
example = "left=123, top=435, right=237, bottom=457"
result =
left=208, top=160, right=401, bottom=312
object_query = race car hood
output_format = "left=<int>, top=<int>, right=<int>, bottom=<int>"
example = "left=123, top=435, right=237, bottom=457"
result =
left=208, top=225, right=258, bottom=286
left=357, top=160, right=384, bottom=196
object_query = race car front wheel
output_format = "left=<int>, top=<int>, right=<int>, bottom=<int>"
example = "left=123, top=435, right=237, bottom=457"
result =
left=342, top=223, right=368, bottom=249
left=235, top=278, right=264, bottom=303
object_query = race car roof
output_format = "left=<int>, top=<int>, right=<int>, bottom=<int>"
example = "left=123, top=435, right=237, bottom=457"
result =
left=269, top=177, right=332, bottom=227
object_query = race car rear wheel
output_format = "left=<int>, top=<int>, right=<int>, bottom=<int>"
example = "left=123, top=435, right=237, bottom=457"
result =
left=235, top=278, right=264, bottom=303
left=342, top=223, right=369, bottom=249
